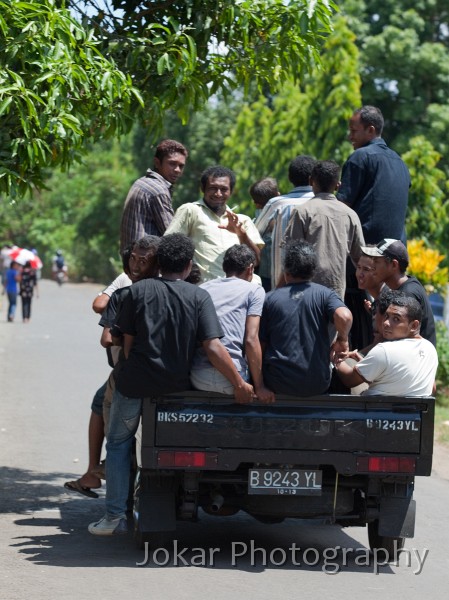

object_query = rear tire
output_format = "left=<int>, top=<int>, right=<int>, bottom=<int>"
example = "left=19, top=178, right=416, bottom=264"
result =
left=367, top=520, right=405, bottom=562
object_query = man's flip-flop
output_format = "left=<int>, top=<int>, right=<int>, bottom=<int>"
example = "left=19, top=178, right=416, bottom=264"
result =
left=64, top=479, right=99, bottom=499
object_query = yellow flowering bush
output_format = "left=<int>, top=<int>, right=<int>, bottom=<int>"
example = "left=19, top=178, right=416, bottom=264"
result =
left=407, top=239, right=448, bottom=294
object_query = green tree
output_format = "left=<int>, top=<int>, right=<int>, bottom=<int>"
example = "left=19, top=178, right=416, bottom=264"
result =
left=221, top=16, right=361, bottom=211
left=1, top=0, right=336, bottom=197
left=76, top=0, right=336, bottom=122
left=0, top=0, right=141, bottom=197
left=403, top=136, right=449, bottom=251
left=340, top=0, right=449, bottom=164
left=300, top=16, right=361, bottom=163
left=0, top=136, right=138, bottom=282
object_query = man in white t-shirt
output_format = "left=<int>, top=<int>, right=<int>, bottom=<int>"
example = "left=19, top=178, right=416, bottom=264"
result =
left=335, top=294, right=438, bottom=396
left=190, top=244, right=275, bottom=403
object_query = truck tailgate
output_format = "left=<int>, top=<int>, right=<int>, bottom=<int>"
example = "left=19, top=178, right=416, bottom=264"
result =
left=143, top=393, right=434, bottom=455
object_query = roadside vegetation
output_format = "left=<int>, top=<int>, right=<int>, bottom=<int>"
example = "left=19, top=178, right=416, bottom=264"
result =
left=435, top=322, right=449, bottom=446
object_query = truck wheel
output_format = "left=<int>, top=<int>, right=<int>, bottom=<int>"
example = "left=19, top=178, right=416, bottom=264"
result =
left=367, top=520, right=405, bottom=562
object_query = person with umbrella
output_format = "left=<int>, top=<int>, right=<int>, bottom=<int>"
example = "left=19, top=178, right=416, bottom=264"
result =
left=19, top=261, right=38, bottom=323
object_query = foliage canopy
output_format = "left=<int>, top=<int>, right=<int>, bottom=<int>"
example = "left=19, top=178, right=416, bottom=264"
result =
left=0, top=0, right=336, bottom=196
left=221, top=16, right=361, bottom=211
left=0, top=0, right=142, bottom=196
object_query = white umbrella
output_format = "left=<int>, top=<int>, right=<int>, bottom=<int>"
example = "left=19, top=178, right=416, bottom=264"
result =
left=7, top=247, right=43, bottom=269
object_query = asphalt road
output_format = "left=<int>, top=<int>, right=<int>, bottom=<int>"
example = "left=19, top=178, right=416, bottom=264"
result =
left=1, top=279, right=449, bottom=600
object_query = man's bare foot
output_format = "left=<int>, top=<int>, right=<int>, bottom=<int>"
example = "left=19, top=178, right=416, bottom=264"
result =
left=78, top=472, right=102, bottom=489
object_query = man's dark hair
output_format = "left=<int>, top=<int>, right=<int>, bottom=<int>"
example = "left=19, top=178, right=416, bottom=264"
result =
left=157, top=233, right=195, bottom=273
left=200, top=166, right=236, bottom=192
left=376, top=289, right=405, bottom=315
left=388, top=294, right=423, bottom=323
left=288, top=155, right=316, bottom=186
left=222, top=244, right=256, bottom=275
left=133, top=235, right=161, bottom=254
left=121, top=243, right=133, bottom=273
left=185, top=262, right=202, bottom=285
left=155, top=139, right=188, bottom=161
left=284, top=240, right=317, bottom=280
left=249, top=177, right=279, bottom=207
left=311, top=160, right=340, bottom=193
left=354, top=106, right=384, bottom=135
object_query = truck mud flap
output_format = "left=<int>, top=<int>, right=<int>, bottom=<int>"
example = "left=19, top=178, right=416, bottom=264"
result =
left=135, top=489, right=176, bottom=533
left=378, top=497, right=415, bottom=538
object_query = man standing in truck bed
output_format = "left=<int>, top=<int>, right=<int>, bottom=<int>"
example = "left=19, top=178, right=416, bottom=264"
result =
left=88, top=233, right=254, bottom=536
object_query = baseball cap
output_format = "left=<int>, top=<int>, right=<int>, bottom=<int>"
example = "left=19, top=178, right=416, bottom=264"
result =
left=361, top=238, right=409, bottom=265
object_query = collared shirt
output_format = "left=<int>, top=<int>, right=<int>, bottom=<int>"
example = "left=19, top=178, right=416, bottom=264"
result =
left=254, top=186, right=314, bottom=285
left=165, top=199, right=264, bottom=282
left=337, top=138, right=410, bottom=244
left=120, top=169, right=173, bottom=251
left=284, top=193, right=365, bottom=299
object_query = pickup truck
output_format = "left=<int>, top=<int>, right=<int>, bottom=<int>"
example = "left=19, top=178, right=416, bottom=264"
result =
left=134, top=391, right=435, bottom=559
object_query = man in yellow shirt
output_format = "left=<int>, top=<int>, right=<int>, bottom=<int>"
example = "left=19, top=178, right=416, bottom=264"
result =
left=165, top=166, right=264, bottom=282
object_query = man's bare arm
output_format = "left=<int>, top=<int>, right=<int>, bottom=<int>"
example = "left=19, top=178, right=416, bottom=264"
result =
left=92, top=292, right=110, bottom=314
left=331, top=306, right=353, bottom=363
left=335, top=361, right=368, bottom=389
left=244, top=315, right=275, bottom=404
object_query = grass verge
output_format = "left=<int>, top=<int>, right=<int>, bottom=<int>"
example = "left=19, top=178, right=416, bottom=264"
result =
left=435, top=406, right=449, bottom=446
left=435, top=394, right=449, bottom=446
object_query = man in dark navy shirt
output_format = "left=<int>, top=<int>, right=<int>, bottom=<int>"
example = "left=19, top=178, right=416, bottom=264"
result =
left=337, top=106, right=411, bottom=350
left=337, top=106, right=410, bottom=244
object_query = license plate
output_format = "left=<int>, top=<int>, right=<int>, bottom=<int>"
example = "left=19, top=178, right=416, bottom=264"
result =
left=248, top=468, right=322, bottom=495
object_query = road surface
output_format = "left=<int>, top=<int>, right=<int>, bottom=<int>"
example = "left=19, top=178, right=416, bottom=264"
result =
left=1, top=280, right=449, bottom=599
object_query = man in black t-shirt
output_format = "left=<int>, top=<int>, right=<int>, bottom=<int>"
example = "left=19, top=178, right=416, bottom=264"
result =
left=361, top=239, right=436, bottom=347
left=89, top=233, right=254, bottom=536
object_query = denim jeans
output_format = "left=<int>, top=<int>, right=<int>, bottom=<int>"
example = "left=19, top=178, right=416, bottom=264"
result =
left=7, top=291, right=17, bottom=320
left=105, top=388, right=142, bottom=519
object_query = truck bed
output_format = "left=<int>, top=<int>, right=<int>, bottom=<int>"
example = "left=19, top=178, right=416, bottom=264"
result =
left=140, top=392, right=435, bottom=476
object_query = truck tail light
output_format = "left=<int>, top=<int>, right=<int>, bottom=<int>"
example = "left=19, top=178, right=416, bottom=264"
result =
left=357, top=456, right=416, bottom=474
left=157, top=451, right=218, bottom=468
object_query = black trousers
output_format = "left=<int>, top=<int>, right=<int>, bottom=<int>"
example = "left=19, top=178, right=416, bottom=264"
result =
left=21, top=296, right=32, bottom=319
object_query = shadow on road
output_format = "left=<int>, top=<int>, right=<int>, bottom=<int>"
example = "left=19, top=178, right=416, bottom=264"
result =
left=2, top=467, right=396, bottom=574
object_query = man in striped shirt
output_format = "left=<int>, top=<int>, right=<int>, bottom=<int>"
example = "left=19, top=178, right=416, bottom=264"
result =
left=120, top=139, right=188, bottom=252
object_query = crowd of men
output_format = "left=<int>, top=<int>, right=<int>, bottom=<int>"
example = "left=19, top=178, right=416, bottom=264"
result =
left=66, top=105, right=440, bottom=536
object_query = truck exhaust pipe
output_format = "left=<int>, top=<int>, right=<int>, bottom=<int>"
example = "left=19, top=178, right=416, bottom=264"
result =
left=210, top=493, right=224, bottom=513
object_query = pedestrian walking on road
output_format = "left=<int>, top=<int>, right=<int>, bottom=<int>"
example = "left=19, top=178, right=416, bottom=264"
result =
left=3, top=261, right=21, bottom=322
left=19, top=261, right=38, bottom=323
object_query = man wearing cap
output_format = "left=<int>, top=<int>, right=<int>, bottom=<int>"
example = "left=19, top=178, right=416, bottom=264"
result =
left=362, top=238, right=436, bottom=346
left=335, top=293, right=438, bottom=396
